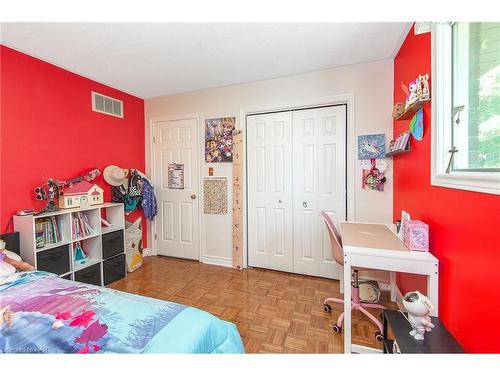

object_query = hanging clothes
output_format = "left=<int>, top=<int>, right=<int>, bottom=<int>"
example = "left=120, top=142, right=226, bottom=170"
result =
left=141, top=178, right=158, bottom=220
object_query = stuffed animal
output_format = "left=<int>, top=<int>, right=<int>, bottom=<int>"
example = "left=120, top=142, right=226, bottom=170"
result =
left=0, top=249, right=35, bottom=271
left=401, top=80, right=420, bottom=109
left=402, top=291, right=435, bottom=340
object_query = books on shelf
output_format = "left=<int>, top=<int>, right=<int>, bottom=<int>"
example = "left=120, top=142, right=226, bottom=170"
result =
left=101, top=217, right=112, bottom=227
left=72, top=212, right=95, bottom=239
left=35, top=216, right=63, bottom=248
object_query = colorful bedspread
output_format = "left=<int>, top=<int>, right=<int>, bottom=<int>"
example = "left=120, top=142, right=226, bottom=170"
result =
left=0, top=272, right=244, bottom=354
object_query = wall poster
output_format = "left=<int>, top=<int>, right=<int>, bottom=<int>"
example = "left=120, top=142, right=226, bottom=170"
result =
left=205, top=117, right=235, bottom=163
left=203, top=177, right=227, bottom=215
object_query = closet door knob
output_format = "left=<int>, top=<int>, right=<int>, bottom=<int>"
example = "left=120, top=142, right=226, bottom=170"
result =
left=303, top=201, right=308, bottom=208
left=191, top=194, right=197, bottom=200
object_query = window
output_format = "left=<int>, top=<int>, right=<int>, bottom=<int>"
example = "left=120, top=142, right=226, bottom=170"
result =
left=432, top=22, right=500, bottom=194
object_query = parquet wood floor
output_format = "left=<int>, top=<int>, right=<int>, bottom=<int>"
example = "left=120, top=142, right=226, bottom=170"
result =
left=109, top=256, right=397, bottom=353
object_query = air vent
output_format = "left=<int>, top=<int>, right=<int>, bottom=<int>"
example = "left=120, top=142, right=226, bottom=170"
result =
left=91, top=91, right=123, bottom=118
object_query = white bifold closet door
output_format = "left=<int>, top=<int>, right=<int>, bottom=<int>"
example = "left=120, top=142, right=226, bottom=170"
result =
left=247, top=105, right=346, bottom=279
left=247, top=112, right=294, bottom=272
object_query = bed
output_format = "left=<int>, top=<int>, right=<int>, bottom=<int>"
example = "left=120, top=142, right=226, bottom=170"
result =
left=0, top=233, right=244, bottom=354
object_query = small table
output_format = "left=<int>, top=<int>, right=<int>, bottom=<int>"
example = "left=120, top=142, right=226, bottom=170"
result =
left=340, top=222, right=439, bottom=354
left=383, top=310, right=463, bottom=353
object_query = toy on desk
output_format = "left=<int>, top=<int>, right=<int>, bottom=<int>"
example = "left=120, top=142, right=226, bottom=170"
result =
left=73, top=241, right=88, bottom=265
left=402, top=291, right=435, bottom=340
left=404, top=220, right=429, bottom=251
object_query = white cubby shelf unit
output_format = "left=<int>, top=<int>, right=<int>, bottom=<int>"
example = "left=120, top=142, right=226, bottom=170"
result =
left=14, top=202, right=125, bottom=284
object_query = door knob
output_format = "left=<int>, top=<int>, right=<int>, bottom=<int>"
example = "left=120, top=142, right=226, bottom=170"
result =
left=191, top=194, right=197, bottom=199
left=303, top=201, right=308, bottom=208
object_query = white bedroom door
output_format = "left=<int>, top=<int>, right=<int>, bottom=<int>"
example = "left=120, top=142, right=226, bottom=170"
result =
left=153, top=116, right=200, bottom=260
left=247, top=105, right=347, bottom=279
left=247, top=111, right=294, bottom=272
left=292, top=106, right=346, bottom=279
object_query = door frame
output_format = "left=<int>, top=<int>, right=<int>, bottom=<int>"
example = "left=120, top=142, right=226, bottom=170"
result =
left=149, top=114, right=203, bottom=260
left=240, top=93, right=355, bottom=269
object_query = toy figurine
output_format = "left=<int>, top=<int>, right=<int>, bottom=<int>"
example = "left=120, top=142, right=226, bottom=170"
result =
left=419, top=73, right=430, bottom=99
left=401, top=80, right=419, bottom=109
left=392, top=103, right=405, bottom=118
left=402, top=291, right=435, bottom=340
left=34, top=179, right=61, bottom=214
left=73, top=241, right=88, bottom=265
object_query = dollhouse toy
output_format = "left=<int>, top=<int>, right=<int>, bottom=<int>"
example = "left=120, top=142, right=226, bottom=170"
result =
left=59, top=180, right=104, bottom=209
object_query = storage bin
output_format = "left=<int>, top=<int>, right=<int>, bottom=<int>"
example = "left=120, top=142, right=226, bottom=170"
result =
left=36, top=245, right=70, bottom=275
left=102, top=230, right=124, bottom=260
left=74, top=263, right=101, bottom=286
left=103, top=253, right=126, bottom=285
left=125, top=218, right=143, bottom=272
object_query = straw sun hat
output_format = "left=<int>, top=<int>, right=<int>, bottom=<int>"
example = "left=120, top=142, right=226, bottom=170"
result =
left=103, top=165, right=127, bottom=186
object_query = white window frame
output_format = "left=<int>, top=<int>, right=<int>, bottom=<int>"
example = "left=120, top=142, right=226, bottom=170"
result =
left=431, top=22, right=500, bottom=195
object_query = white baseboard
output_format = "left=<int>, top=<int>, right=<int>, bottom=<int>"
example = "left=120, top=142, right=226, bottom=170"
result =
left=202, top=255, right=233, bottom=268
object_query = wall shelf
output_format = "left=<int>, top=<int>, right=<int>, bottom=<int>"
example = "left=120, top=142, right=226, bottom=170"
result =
left=394, top=98, right=431, bottom=121
left=386, top=145, right=412, bottom=157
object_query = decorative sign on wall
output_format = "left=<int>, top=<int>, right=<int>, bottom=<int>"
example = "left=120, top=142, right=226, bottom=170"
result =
left=203, top=177, right=228, bottom=215
left=409, top=108, right=424, bottom=140
left=358, top=134, right=386, bottom=160
left=232, top=131, right=243, bottom=270
left=205, top=117, right=236, bottom=163
left=168, top=163, right=184, bottom=189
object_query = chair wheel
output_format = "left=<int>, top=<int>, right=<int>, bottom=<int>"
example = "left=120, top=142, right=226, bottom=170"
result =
left=323, top=304, right=332, bottom=313
left=375, top=331, right=384, bottom=342
left=332, top=324, right=342, bottom=334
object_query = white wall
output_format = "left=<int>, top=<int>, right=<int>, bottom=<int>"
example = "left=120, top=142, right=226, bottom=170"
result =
left=146, top=59, right=394, bottom=265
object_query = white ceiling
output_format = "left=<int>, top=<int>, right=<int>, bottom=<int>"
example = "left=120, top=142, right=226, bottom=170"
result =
left=0, top=23, right=411, bottom=98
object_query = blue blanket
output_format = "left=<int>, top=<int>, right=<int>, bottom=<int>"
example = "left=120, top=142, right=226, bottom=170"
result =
left=0, top=272, right=244, bottom=354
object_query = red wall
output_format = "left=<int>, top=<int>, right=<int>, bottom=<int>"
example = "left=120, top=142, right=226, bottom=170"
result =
left=393, top=29, right=500, bottom=353
left=0, top=45, right=147, bottom=246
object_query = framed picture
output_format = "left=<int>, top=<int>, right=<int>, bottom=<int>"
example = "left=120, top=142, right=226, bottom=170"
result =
left=357, top=134, right=386, bottom=160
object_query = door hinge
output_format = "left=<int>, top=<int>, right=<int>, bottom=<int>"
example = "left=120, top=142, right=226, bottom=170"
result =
left=153, top=136, right=156, bottom=144
left=155, top=233, right=158, bottom=240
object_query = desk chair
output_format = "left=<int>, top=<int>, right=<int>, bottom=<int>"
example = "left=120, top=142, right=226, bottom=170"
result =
left=319, top=212, right=385, bottom=341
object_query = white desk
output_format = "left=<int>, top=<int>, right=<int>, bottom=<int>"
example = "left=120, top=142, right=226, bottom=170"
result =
left=340, top=222, right=439, bottom=354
